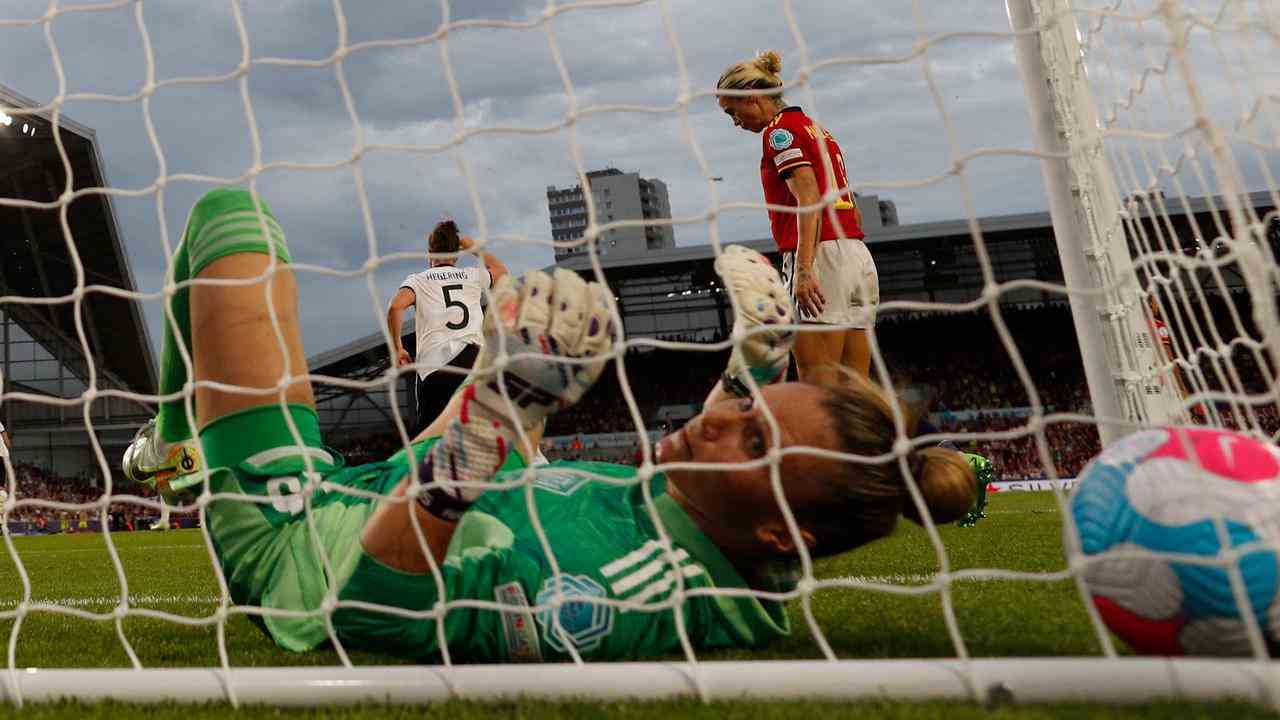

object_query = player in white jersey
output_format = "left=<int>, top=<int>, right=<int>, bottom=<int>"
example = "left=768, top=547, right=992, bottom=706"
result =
left=387, top=220, right=508, bottom=435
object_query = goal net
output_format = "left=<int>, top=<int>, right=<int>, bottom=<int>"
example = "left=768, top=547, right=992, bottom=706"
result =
left=1, top=0, right=1279, bottom=709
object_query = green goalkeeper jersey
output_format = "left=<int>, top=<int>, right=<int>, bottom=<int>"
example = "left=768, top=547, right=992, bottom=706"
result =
left=201, top=403, right=534, bottom=654
left=201, top=403, right=791, bottom=662
left=333, top=455, right=792, bottom=662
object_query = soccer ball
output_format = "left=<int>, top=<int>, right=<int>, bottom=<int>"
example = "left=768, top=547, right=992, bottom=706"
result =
left=1070, top=427, right=1280, bottom=655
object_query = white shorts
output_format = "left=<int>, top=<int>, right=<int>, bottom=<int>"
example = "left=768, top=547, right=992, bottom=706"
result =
left=783, top=238, right=879, bottom=327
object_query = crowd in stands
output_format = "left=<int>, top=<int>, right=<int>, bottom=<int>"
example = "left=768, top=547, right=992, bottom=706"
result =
left=318, top=301, right=1280, bottom=480
left=10, top=302, right=1265, bottom=505
left=541, top=439, right=643, bottom=466
left=546, top=347, right=722, bottom=437
left=1, top=461, right=178, bottom=532
left=545, top=306, right=1103, bottom=439
left=538, top=301, right=1280, bottom=479
left=5, top=299, right=1274, bottom=536
left=335, top=433, right=405, bottom=466
left=876, top=306, right=1094, bottom=413
left=932, top=414, right=1102, bottom=481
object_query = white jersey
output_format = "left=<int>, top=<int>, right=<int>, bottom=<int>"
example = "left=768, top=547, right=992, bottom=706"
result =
left=400, top=265, right=490, bottom=380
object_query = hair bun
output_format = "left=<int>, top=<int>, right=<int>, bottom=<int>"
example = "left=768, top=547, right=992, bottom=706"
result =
left=754, top=50, right=783, bottom=76
left=901, top=447, right=976, bottom=526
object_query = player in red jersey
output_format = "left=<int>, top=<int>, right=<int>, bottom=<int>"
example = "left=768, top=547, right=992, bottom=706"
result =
left=716, top=50, right=878, bottom=385
left=1146, top=291, right=1203, bottom=422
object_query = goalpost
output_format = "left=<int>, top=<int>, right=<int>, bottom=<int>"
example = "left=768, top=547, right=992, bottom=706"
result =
left=1011, top=0, right=1279, bottom=447
left=3, top=0, right=1280, bottom=709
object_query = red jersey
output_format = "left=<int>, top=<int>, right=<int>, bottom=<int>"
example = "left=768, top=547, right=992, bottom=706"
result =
left=1150, top=317, right=1173, bottom=355
left=759, top=106, right=864, bottom=252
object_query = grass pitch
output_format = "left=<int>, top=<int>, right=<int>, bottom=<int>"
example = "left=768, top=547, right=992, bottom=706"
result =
left=0, top=493, right=1269, bottom=717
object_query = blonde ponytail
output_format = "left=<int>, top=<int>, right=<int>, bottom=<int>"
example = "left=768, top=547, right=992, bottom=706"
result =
left=901, top=447, right=977, bottom=526
left=801, top=367, right=977, bottom=557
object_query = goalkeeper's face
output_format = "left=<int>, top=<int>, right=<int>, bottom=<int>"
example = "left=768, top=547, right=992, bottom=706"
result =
left=659, top=383, right=838, bottom=550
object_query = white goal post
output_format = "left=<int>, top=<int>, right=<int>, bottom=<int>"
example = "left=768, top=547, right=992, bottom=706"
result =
left=5, top=659, right=1280, bottom=707
left=1011, top=0, right=1280, bottom=446
left=3, top=0, right=1280, bottom=710
left=1010, top=0, right=1181, bottom=445
left=1023, top=0, right=1280, bottom=447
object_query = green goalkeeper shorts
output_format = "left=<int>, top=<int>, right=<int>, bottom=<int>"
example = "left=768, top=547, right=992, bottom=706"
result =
left=201, top=403, right=430, bottom=652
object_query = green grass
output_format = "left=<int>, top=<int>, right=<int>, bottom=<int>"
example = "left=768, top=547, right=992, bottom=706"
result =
left=0, top=493, right=1270, bottom=717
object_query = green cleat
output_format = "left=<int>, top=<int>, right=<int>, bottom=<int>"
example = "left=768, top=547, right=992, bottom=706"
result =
left=958, top=452, right=993, bottom=528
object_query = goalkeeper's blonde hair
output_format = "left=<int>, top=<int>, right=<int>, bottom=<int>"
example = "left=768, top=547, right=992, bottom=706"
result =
left=805, top=367, right=975, bottom=557
left=717, top=50, right=785, bottom=102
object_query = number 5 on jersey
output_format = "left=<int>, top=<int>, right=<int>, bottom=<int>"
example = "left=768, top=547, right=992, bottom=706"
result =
left=442, top=283, right=470, bottom=330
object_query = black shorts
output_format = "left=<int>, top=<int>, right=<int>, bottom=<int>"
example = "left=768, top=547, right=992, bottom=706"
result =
left=413, top=344, right=480, bottom=435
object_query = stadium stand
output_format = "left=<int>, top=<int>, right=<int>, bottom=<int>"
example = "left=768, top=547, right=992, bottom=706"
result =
left=4, top=95, right=1274, bottom=502
left=2, top=460, right=184, bottom=534
left=305, top=192, right=1278, bottom=482
left=0, top=83, right=156, bottom=486
left=326, top=287, right=1277, bottom=483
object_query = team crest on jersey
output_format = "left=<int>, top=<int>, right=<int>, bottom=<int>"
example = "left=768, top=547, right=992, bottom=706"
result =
left=535, top=574, right=614, bottom=653
left=768, top=128, right=794, bottom=151
left=533, top=469, right=589, bottom=496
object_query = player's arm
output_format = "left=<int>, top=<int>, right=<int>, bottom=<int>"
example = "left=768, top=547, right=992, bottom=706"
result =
left=0, top=429, right=10, bottom=455
left=387, top=287, right=416, bottom=368
left=460, top=235, right=508, bottom=286
left=784, top=166, right=826, bottom=317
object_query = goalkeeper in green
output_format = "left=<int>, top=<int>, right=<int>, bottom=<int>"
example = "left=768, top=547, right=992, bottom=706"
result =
left=124, top=188, right=977, bottom=662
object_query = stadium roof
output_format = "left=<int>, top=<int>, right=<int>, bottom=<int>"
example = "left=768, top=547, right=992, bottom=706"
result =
left=306, top=191, right=1276, bottom=375
left=308, top=323, right=410, bottom=379
left=0, top=83, right=156, bottom=395
left=554, top=190, right=1277, bottom=274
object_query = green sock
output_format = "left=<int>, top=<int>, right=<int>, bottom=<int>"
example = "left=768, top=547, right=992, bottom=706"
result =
left=154, top=187, right=292, bottom=444
left=155, top=241, right=194, bottom=444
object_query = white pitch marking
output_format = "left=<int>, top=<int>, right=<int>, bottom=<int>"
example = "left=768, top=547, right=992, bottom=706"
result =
left=835, top=573, right=1055, bottom=585
left=0, top=593, right=222, bottom=609
left=4, top=544, right=204, bottom=556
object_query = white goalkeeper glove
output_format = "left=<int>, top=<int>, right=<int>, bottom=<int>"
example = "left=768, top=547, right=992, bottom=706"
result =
left=716, top=245, right=796, bottom=397
left=472, top=268, right=613, bottom=427
left=417, top=269, right=613, bottom=521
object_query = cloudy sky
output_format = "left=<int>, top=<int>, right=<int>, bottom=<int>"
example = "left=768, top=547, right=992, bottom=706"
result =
left=1, top=0, right=1275, bottom=365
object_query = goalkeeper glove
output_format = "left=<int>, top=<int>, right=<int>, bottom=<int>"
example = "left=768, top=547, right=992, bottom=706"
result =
left=417, top=269, right=613, bottom=521
left=715, top=245, right=795, bottom=397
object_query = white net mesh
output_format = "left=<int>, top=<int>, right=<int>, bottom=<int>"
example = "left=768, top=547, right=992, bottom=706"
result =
left=1076, top=0, right=1280, bottom=434
left=0, top=0, right=1279, bottom=708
